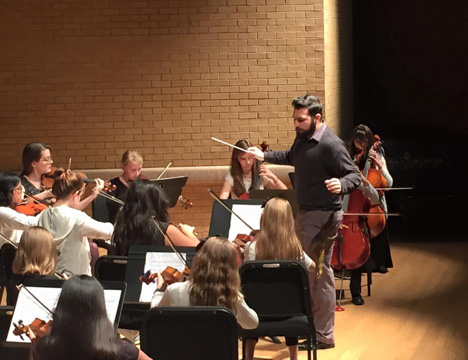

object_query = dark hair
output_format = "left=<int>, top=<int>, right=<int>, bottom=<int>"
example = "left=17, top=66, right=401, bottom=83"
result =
left=21, top=143, right=52, bottom=176
left=291, top=94, right=323, bottom=119
left=230, top=138, right=258, bottom=197
left=112, top=179, right=169, bottom=255
left=31, top=275, right=122, bottom=360
left=0, top=171, right=21, bottom=207
left=51, top=169, right=84, bottom=201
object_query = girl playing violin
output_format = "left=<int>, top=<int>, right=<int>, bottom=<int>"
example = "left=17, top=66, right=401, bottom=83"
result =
left=37, top=169, right=114, bottom=276
left=219, top=139, right=287, bottom=199
left=348, top=124, right=394, bottom=305
left=107, top=150, right=144, bottom=223
left=30, top=275, right=152, bottom=360
left=151, top=237, right=259, bottom=330
left=112, top=179, right=199, bottom=256
left=0, top=171, right=38, bottom=245
left=243, top=197, right=315, bottom=360
left=7, top=227, right=58, bottom=305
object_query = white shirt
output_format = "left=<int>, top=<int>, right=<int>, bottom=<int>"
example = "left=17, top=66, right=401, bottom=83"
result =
left=151, top=281, right=259, bottom=330
left=38, top=205, right=113, bottom=275
left=0, top=207, right=38, bottom=245
left=244, top=240, right=315, bottom=270
left=225, top=172, right=269, bottom=199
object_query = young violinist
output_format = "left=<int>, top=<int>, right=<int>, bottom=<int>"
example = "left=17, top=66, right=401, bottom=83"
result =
left=243, top=197, right=315, bottom=360
left=151, top=236, right=259, bottom=330
left=107, top=150, right=144, bottom=223
left=219, top=138, right=287, bottom=199
left=37, top=169, right=114, bottom=276
left=112, top=179, right=199, bottom=256
left=30, top=275, right=152, bottom=360
left=348, top=124, right=394, bottom=305
left=0, top=171, right=38, bottom=245
left=7, top=227, right=58, bottom=305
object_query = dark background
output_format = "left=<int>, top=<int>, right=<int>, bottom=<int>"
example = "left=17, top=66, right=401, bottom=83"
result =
left=352, top=1, right=468, bottom=241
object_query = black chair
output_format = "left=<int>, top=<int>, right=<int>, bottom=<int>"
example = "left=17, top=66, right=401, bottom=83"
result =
left=94, top=255, right=128, bottom=282
left=239, top=260, right=317, bottom=360
left=141, top=307, right=238, bottom=360
left=0, top=244, right=17, bottom=305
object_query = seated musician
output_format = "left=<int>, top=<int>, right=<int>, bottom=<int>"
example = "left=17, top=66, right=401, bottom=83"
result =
left=151, top=237, right=259, bottom=330
left=112, top=179, right=199, bottom=256
left=7, top=226, right=58, bottom=305
left=243, top=197, right=315, bottom=360
left=20, top=143, right=55, bottom=203
left=219, top=138, right=287, bottom=199
left=349, top=124, right=394, bottom=305
left=30, top=275, right=152, bottom=360
left=107, top=150, right=144, bottom=224
left=37, top=169, right=114, bottom=276
left=0, top=171, right=38, bottom=245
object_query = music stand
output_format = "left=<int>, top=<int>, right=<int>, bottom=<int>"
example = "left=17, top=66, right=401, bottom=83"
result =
left=288, top=172, right=295, bottom=188
left=208, top=199, right=265, bottom=239
left=125, top=245, right=196, bottom=303
left=249, top=189, right=298, bottom=217
left=151, top=176, right=188, bottom=208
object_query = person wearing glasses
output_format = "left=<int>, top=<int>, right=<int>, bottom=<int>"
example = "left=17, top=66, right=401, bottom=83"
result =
left=38, top=169, right=113, bottom=276
left=0, top=171, right=38, bottom=245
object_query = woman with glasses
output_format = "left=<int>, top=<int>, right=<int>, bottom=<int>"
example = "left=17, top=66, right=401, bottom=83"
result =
left=0, top=171, right=38, bottom=245
left=38, top=169, right=113, bottom=275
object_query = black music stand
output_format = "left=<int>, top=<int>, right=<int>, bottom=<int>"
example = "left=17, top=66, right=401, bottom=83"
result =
left=151, top=176, right=188, bottom=208
left=125, top=245, right=196, bottom=303
left=249, top=189, right=298, bottom=217
left=288, top=172, right=295, bottom=188
left=208, top=199, right=265, bottom=238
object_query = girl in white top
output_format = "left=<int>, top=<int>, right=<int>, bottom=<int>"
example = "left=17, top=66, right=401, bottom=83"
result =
left=0, top=171, right=38, bottom=245
left=243, top=197, right=315, bottom=360
left=219, top=138, right=287, bottom=199
left=151, top=237, right=259, bottom=330
left=38, top=170, right=114, bottom=276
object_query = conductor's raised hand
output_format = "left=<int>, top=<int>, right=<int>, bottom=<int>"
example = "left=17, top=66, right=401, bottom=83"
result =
left=324, top=178, right=342, bottom=194
left=247, top=146, right=264, bottom=161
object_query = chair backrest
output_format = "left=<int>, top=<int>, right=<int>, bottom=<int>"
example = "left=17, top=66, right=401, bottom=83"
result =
left=94, top=255, right=127, bottom=282
left=239, top=260, right=313, bottom=321
left=0, top=244, right=16, bottom=284
left=141, top=306, right=238, bottom=360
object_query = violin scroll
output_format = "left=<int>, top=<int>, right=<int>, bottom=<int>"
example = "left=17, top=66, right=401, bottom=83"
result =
left=13, top=318, right=52, bottom=341
left=178, top=195, right=193, bottom=209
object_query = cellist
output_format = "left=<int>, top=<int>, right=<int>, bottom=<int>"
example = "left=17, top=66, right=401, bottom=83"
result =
left=348, top=124, right=394, bottom=305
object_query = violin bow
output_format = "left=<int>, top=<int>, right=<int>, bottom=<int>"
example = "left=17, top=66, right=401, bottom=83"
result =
left=153, top=218, right=191, bottom=270
left=156, top=161, right=173, bottom=180
left=207, top=189, right=256, bottom=232
left=16, top=284, right=54, bottom=316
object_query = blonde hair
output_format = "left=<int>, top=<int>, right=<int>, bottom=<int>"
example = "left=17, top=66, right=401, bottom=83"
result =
left=12, top=226, right=57, bottom=276
left=121, top=150, right=143, bottom=166
left=255, top=198, right=304, bottom=263
left=189, top=237, right=241, bottom=313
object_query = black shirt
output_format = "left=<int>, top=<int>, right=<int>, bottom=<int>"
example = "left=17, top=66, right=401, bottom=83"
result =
left=107, top=177, right=128, bottom=224
left=265, top=124, right=361, bottom=211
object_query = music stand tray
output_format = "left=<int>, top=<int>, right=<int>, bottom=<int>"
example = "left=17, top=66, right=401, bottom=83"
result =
left=150, top=176, right=188, bottom=208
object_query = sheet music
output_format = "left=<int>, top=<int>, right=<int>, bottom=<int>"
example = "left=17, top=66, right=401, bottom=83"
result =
left=7, top=287, right=122, bottom=343
left=139, top=252, right=186, bottom=303
left=227, top=204, right=263, bottom=241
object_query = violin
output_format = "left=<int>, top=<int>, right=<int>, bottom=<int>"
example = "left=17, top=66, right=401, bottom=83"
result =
left=178, top=195, right=193, bottom=209
left=140, top=266, right=190, bottom=288
left=13, top=318, right=52, bottom=340
left=82, top=178, right=117, bottom=193
left=15, top=200, right=48, bottom=216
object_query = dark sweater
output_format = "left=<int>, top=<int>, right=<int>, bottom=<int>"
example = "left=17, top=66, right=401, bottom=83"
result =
left=265, top=124, right=361, bottom=211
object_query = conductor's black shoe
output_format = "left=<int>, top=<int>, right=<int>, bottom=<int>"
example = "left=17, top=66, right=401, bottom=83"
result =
left=377, top=265, right=388, bottom=273
left=352, top=294, right=365, bottom=306
left=298, top=339, right=335, bottom=351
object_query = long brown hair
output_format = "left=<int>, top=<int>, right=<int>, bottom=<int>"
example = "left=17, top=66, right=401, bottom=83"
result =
left=189, top=237, right=241, bottom=313
left=51, top=169, right=84, bottom=201
left=12, top=226, right=57, bottom=276
left=255, top=198, right=304, bottom=263
left=21, top=142, right=52, bottom=176
left=230, top=139, right=257, bottom=197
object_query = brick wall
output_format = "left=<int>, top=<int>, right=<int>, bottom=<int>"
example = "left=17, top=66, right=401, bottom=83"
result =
left=323, top=0, right=353, bottom=137
left=0, top=0, right=325, bottom=171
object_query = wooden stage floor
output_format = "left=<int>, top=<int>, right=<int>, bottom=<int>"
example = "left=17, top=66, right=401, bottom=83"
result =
left=248, top=241, right=468, bottom=360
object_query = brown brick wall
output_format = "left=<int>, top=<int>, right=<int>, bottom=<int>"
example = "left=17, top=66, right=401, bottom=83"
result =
left=0, top=0, right=325, bottom=171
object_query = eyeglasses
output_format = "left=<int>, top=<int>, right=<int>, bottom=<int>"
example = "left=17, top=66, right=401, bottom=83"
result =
left=13, top=185, right=23, bottom=192
left=41, top=157, right=53, bottom=163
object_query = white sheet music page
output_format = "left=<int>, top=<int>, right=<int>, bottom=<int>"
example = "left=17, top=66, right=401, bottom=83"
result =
left=7, top=287, right=122, bottom=343
left=139, top=252, right=186, bottom=302
left=227, top=204, right=263, bottom=241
